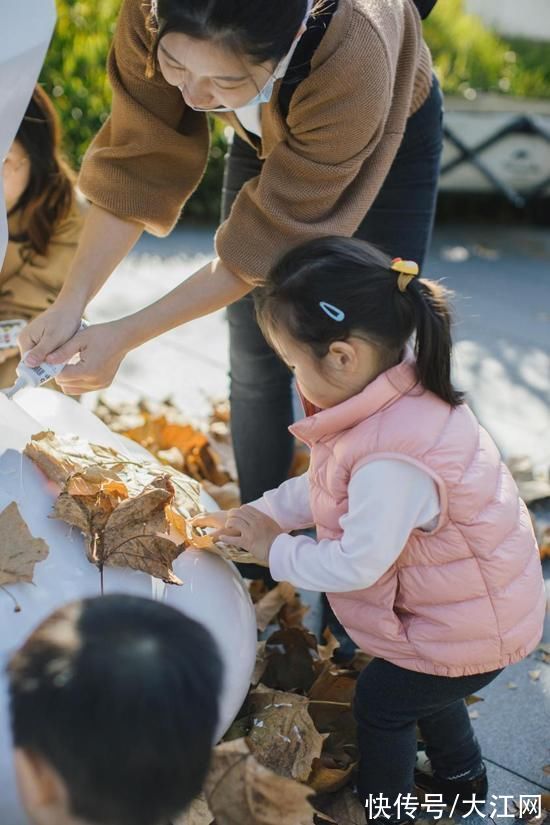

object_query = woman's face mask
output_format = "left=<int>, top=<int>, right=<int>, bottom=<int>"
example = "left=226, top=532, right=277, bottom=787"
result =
left=157, top=2, right=313, bottom=113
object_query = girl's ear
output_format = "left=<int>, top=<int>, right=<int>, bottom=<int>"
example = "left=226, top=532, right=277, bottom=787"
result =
left=327, top=340, right=357, bottom=370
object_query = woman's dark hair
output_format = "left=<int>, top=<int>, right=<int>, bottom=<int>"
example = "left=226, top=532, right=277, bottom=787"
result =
left=8, top=594, right=223, bottom=825
left=255, top=236, right=464, bottom=408
left=146, top=0, right=316, bottom=76
left=11, top=85, right=75, bottom=256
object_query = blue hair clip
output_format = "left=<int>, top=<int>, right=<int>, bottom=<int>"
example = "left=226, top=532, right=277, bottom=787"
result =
left=319, top=301, right=345, bottom=322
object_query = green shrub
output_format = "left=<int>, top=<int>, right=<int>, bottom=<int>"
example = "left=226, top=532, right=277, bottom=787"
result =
left=424, top=0, right=550, bottom=99
left=41, top=0, right=550, bottom=224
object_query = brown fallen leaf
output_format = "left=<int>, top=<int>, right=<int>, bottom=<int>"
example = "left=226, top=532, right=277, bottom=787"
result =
left=255, top=582, right=298, bottom=633
left=543, top=765, right=550, bottom=776
left=243, top=686, right=325, bottom=782
left=54, top=476, right=184, bottom=584
left=529, top=670, right=542, bottom=682
left=308, top=665, right=357, bottom=737
left=263, top=626, right=321, bottom=693
left=204, top=738, right=314, bottom=825
left=0, top=502, right=49, bottom=586
left=308, top=752, right=357, bottom=795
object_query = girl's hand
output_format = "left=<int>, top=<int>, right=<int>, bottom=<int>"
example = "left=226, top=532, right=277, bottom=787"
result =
left=18, top=301, right=85, bottom=368
left=46, top=321, right=131, bottom=395
left=193, top=506, right=284, bottom=565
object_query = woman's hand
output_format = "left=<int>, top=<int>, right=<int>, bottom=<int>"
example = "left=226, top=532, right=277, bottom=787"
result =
left=192, top=505, right=284, bottom=565
left=18, top=300, right=85, bottom=367
left=45, top=320, right=132, bottom=395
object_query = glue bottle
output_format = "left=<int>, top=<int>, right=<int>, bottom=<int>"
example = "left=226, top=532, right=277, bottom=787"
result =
left=3, top=320, right=88, bottom=399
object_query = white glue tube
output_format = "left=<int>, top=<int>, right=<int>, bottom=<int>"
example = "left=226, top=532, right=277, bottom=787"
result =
left=3, top=320, right=89, bottom=399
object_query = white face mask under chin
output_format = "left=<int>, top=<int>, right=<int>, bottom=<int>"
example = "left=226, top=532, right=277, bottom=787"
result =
left=179, top=0, right=314, bottom=113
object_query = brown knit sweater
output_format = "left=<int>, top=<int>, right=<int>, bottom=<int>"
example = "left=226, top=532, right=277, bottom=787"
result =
left=79, top=0, right=433, bottom=285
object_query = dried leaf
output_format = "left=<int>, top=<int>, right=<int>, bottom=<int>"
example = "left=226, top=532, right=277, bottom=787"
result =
left=529, top=670, right=542, bottom=682
left=204, top=739, right=314, bottom=825
left=243, top=686, right=325, bottom=782
left=543, top=765, right=550, bottom=776
left=308, top=665, right=356, bottom=735
left=53, top=475, right=183, bottom=584
left=0, top=502, right=49, bottom=585
left=506, top=681, right=518, bottom=690
left=263, top=626, right=320, bottom=693
left=308, top=753, right=357, bottom=794
left=255, top=582, right=297, bottom=632
left=100, top=484, right=184, bottom=584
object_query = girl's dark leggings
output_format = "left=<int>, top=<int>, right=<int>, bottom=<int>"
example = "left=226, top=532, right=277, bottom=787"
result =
left=353, top=657, right=503, bottom=821
left=220, top=76, right=444, bottom=579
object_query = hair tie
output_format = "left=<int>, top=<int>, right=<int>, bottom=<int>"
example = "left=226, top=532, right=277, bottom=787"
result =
left=319, top=301, right=345, bottom=322
left=391, top=257, right=419, bottom=292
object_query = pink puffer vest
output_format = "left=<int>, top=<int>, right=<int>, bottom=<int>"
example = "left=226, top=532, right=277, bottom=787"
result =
left=290, top=353, right=546, bottom=677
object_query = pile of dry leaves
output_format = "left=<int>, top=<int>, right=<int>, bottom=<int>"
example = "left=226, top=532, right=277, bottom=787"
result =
left=94, top=397, right=242, bottom=511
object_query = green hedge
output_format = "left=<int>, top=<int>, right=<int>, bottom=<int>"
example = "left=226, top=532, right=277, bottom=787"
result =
left=41, top=0, right=550, bottom=223
left=424, top=0, right=550, bottom=99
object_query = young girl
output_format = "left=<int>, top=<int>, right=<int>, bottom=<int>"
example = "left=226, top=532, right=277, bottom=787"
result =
left=193, top=237, right=546, bottom=823
left=1, top=85, right=84, bottom=388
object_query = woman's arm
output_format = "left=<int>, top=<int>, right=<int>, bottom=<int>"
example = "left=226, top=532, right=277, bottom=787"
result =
left=120, top=257, right=250, bottom=350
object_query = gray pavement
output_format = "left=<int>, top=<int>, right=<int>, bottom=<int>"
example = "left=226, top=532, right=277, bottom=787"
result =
left=85, top=221, right=550, bottom=816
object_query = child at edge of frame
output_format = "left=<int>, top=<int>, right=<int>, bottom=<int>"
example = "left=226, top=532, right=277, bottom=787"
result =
left=4, top=594, right=222, bottom=825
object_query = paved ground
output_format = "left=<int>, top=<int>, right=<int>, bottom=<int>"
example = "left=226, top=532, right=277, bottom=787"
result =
left=85, top=221, right=550, bottom=818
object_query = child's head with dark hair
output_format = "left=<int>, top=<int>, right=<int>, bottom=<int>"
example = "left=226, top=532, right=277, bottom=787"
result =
left=255, top=236, right=463, bottom=410
left=8, top=595, right=223, bottom=825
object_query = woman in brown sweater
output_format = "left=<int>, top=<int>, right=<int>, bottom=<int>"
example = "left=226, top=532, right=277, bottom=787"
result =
left=20, top=0, right=442, bottom=503
left=1, top=86, right=84, bottom=388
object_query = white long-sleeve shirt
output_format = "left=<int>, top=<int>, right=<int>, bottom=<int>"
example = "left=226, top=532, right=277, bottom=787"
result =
left=251, top=460, right=440, bottom=593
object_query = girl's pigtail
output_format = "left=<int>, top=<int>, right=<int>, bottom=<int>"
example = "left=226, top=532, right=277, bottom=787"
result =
left=408, top=279, right=464, bottom=407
